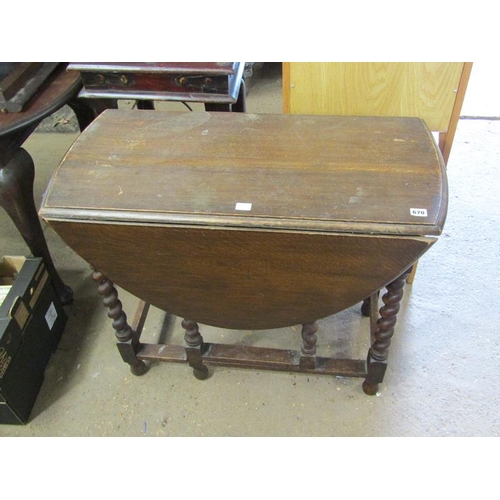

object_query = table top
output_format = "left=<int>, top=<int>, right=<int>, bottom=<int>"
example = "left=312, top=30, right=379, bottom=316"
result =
left=0, top=65, right=81, bottom=136
left=42, top=110, right=447, bottom=236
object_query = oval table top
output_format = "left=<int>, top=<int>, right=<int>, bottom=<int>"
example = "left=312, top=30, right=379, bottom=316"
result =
left=41, top=111, right=447, bottom=329
left=42, top=109, right=447, bottom=237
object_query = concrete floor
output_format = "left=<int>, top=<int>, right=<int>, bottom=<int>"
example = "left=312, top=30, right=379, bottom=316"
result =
left=1, top=62, right=499, bottom=436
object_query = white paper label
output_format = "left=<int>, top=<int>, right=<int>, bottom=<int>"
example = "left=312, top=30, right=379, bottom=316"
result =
left=45, top=302, right=57, bottom=330
left=410, top=208, right=428, bottom=217
left=235, top=202, right=252, bottom=211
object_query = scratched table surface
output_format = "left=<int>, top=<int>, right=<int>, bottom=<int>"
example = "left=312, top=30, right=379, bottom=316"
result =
left=40, top=110, right=447, bottom=330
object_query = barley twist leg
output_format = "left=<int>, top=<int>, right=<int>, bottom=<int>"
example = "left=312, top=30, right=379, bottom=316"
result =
left=93, top=270, right=147, bottom=376
left=362, top=269, right=410, bottom=395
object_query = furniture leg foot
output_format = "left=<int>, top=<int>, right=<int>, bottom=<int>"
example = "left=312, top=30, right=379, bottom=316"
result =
left=0, top=147, right=73, bottom=304
left=55, top=284, right=73, bottom=306
left=193, top=365, right=210, bottom=380
left=362, top=380, right=379, bottom=396
left=130, top=359, right=148, bottom=376
left=182, top=319, right=210, bottom=380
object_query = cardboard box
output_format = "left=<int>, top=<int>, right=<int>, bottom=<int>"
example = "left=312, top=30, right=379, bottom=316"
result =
left=0, top=256, right=67, bottom=424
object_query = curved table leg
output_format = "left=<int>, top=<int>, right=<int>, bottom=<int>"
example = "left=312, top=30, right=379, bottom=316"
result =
left=67, top=97, right=118, bottom=131
left=0, top=147, right=73, bottom=304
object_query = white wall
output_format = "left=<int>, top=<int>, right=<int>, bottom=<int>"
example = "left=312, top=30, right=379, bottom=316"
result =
left=460, top=63, right=500, bottom=117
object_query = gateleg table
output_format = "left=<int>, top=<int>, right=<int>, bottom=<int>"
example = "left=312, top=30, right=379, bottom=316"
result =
left=40, top=110, right=447, bottom=394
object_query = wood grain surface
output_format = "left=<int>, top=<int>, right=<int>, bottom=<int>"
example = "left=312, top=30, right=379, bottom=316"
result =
left=283, top=62, right=464, bottom=132
left=42, top=110, right=447, bottom=235
left=47, top=221, right=434, bottom=329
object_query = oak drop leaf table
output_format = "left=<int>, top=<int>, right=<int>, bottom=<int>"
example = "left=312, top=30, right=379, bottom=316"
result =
left=40, top=110, right=447, bottom=394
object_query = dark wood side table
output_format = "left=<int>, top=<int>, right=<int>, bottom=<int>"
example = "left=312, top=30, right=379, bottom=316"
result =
left=67, top=62, right=246, bottom=113
left=0, top=64, right=95, bottom=305
left=40, top=110, right=447, bottom=394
